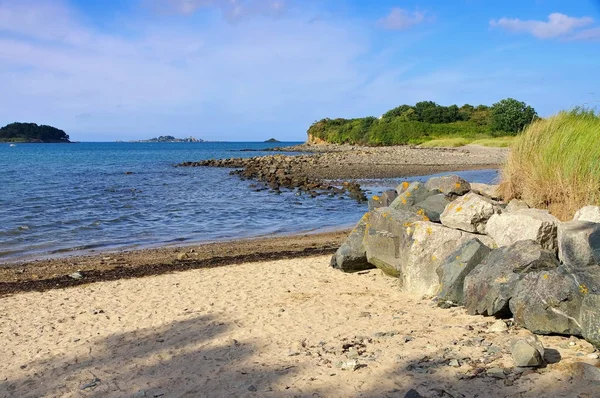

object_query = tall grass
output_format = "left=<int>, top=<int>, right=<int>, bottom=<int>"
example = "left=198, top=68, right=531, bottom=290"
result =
left=499, top=108, right=600, bottom=220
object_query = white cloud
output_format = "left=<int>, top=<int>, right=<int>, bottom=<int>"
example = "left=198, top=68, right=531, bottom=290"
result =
left=146, top=0, right=286, bottom=21
left=490, top=13, right=594, bottom=39
left=568, top=27, right=600, bottom=41
left=377, top=8, right=426, bottom=31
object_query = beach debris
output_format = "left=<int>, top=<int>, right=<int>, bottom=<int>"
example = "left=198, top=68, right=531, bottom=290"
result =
left=68, top=272, right=83, bottom=280
left=511, top=336, right=545, bottom=367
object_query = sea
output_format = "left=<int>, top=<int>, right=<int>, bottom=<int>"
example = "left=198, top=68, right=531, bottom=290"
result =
left=0, top=142, right=499, bottom=263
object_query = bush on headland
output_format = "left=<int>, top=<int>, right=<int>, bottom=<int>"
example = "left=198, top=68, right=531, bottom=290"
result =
left=0, top=122, right=70, bottom=143
left=499, top=108, right=600, bottom=220
left=307, top=98, right=537, bottom=146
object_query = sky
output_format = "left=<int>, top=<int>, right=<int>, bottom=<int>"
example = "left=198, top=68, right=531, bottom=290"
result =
left=0, top=0, right=599, bottom=141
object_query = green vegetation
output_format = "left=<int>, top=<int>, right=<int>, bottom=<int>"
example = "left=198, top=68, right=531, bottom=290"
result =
left=420, top=136, right=516, bottom=148
left=499, top=108, right=600, bottom=220
left=0, top=122, right=70, bottom=143
left=307, top=98, right=537, bottom=146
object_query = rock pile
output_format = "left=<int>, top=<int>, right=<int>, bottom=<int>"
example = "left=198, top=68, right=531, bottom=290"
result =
left=332, top=175, right=600, bottom=352
left=178, top=155, right=366, bottom=201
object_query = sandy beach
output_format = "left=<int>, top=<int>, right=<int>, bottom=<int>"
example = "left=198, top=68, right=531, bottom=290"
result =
left=1, top=254, right=598, bottom=398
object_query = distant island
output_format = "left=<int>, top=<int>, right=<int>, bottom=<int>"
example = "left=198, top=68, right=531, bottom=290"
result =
left=264, top=138, right=280, bottom=143
left=0, top=122, right=71, bottom=143
left=130, top=136, right=204, bottom=143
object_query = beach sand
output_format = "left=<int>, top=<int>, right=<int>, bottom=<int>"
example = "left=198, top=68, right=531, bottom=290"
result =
left=1, top=255, right=598, bottom=398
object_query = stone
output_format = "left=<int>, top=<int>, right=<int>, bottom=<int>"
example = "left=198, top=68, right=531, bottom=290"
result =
left=331, top=212, right=374, bottom=272
left=569, top=362, right=600, bottom=382
left=177, top=252, right=189, bottom=260
left=485, top=209, right=559, bottom=251
left=390, top=181, right=434, bottom=211
left=403, top=389, right=425, bottom=398
left=411, top=193, right=450, bottom=223
left=510, top=266, right=600, bottom=336
left=368, top=190, right=398, bottom=211
left=464, top=240, right=560, bottom=316
left=505, top=199, right=529, bottom=213
left=488, top=320, right=508, bottom=333
left=470, top=183, right=501, bottom=200
left=486, top=367, right=506, bottom=379
left=574, top=206, right=600, bottom=223
left=436, top=239, right=491, bottom=306
left=581, top=294, right=600, bottom=349
left=511, top=335, right=545, bottom=367
left=68, top=272, right=83, bottom=280
left=339, top=359, right=360, bottom=371
left=424, top=175, right=471, bottom=196
left=557, top=221, right=600, bottom=268
left=440, top=193, right=501, bottom=233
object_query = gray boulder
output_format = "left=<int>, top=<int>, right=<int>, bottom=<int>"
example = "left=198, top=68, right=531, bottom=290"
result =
left=485, top=209, right=559, bottom=251
left=510, top=266, right=600, bottom=335
left=574, top=206, right=600, bottom=223
left=440, top=192, right=501, bottom=233
left=411, top=193, right=450, bottom=223
left=464, top=240, right=560, bottom=316
left=331, top=213, right=373, bottom=272
left=436, top=239, right=491, bottom=306
left=368, top=190, right=398, bottom=211
left=582, top=294, right=600, bottom=349
left=390, top=181, right=433, bottom=210
left=558, top=221, right=600, bottom=268
left=424, top=175, right=471, bottom=196
left=506, top=199, right=530, bottom=213
left=511, top=335, right=545, bottom=367
left=470, top=183, right=501, bottom=200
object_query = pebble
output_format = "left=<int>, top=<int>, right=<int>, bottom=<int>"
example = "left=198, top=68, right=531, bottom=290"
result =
left=68, top=272, right=83, bottom=280
left=448, top=359, right=460, bottom=367
left=488, top=320, right=508, bottom=333
left=486, top=367, right=506, bottom=379
left=338, top=359, right=361, bottom=371
left=587, top=353, right=599, bottom=359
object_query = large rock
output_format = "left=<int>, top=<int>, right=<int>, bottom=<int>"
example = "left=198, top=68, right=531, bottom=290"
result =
left=436, top=239, right=491, bottom=306
left=440, top=193, right=501, bottom=233
left=558, top=221, right=600, bottom=268
left=511, top=335, right=545, bottom=367
left=581, top=294, right=600, bottom=349
left=470, top=183, right=501, bottom=200
left=505, top=199, right=529, bottom=213
left=510, top=266, right=600, bottom=335
left=574, top=206, right=600, bottom=223
left=368, top=190, right=398, bottom=211
left=331, top=213, right=373, bottom=272
left=485, top=209, right=559, bottom=251
left=424, top=175, right=470, bottom=196
left=464, top=240, right=560, bottom=316
left=390, top=181, right=434, bottom=211
left=411, top=193, right=450, bottom=223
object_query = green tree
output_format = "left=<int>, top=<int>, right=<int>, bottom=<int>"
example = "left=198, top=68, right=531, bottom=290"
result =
left=490, top=98, right=538, bottom=134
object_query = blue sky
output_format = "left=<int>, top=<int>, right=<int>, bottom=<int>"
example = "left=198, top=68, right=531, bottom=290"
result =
left=0, top=0, right=599, bottom=141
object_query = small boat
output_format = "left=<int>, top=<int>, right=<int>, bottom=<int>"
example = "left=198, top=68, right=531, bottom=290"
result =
left=9, top=144, right=16, bottom=147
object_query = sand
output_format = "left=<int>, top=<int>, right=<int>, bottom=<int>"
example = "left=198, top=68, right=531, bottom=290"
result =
left=1, top=255, right=598, bottom=398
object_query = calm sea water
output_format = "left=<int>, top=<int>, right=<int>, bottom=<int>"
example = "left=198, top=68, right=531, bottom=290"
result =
left=0, top=142, right=499, bottom=262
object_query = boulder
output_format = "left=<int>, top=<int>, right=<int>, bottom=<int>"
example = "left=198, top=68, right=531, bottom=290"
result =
left=390, top=181, right=433, bottom=211
left=411, top=193, right=450, bottom=223
left=574, top=206, right=600, bottom=223
left=510, top=266, right=600, bottom=336
left=464, top=240, right=560, bottom=316
left=436, top=238, right=491, bottom=306
left=485, top=209, right=559, bottom=251
left=368, top=190, right=398, bottom=211
left=581, top=294, right=600, bottom=349
left=331, top=213, right=373, bottom=272
left=424, top=175, right=470, bottom=196
left=440, top=193, right=501, bottom=233
left=470, top=183, right=501, bottom=200
left=506, top=199, right=529, bottom=213
left=511, top=335, right=545, bottom=367
left=558, top=221, right=600, bottom=268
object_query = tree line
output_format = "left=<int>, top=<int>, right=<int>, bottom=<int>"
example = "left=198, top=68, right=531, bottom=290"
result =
left=0, top=122, right=71, bottom=143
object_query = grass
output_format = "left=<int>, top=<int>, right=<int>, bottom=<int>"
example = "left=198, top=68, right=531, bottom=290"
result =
left=418, top=137, right=471, bottom=147
left=499, top=108, right=600, bottom=220
left=470, top=136, right=515, bottom=147
left=416, top=135, right=514, bottom=148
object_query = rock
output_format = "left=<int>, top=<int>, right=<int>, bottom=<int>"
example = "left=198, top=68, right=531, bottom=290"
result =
left=436, top=239, right=491, bottom=306
left=557, top=221, right=600, bottom=268
left=470, top=183, right=501, bottom=200
left=68, top=272, right=83, bottom=280
left=464, top=240, right=560, bottom=316
left=486, top=367, right=506, bottom=378
left=511, top=335, right=545, bottom=367
left=574, top=206, right=600, bottom=223
left=368, top=190, right=398, bottom=211
left=440, top=193, right=501, bottom=233
left=331, top=213, right=374, bottom=272
left=404, top=389, right=425, bottom=398
left=485, top=209, right=559, bottom=251
left=411, top=193, right=450, bottom=223
left=506, top=199, right=530, bottom=213
left=424, top=175, right=470, bottom=196
left=488, top=320, right=509, bottom=333
left=177, top=252, right=189, bottom=261
left=338, top=359, right=360, bottom=371
left=390, top=182, right=434, bottom=211
left=581, top=294, right=600, bottom=349
left=568, top=362, right=600, bottom=382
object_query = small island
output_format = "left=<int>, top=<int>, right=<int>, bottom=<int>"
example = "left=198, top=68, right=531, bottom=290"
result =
left=264, top=138, right=280, bottom=143
left=130, top=135, right=204, bottom=143
left=0, top=122, right=71, bottom=143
